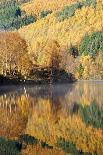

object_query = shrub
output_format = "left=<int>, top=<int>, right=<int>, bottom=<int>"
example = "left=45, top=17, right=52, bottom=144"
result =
left=80, top=31, right=103, bottom=58
left=40, top=10, right=52, bottom=19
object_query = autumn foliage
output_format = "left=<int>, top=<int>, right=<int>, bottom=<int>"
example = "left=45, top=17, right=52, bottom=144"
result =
left=21, top=0, right=79, bottom=16
left=0, top=0, right=103, bottom=80
left=0, top=32, right=31, bottom=76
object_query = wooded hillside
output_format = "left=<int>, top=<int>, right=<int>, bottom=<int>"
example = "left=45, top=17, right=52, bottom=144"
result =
left=0, top=0, right=103, bottom=80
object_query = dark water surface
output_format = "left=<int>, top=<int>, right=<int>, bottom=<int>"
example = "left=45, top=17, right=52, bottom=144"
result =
left=0, top=81, right=103, bottom=155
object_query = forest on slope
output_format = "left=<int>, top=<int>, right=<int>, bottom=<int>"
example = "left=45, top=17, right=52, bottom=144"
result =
left=0, top=0, right=103, bottom=82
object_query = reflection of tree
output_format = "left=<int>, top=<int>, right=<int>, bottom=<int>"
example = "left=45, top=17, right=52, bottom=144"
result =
left=19, top=134, right=53, bottom=149
left=25, top=83, right=76, bottom=118
left=0, top=89, right=29, bottom=138
left=79, top=102, right=103, bottom=129
left=25, top=96, right=103, bottom=155
left=26, top=83, right=74, bottom=99
left=0, top=83, right=103, bottom=155
left=0, top=137, right=22, bottom=155
left=0, top=108, right=27, bottom=138
left=57, top=138, right=92, bottom=155
left=65, top=82, right=103, bottom=107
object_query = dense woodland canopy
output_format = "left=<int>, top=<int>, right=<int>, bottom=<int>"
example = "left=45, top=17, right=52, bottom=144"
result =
left=0, top=0, right=103, bottom=81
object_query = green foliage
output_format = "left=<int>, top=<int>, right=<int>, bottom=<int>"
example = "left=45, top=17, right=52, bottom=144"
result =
left=83, top=0, right=96, bottom=8
left=57, top=2, right=83, bottom=21
left=18, top=0, right=31, bottom=5
left=40, top=10, right=52, bottom=19
left=79, top=102, right=103, bottom=128
left=57, top=0, right=96, bottom=21
left=0, top=0, right=36, bottom=30
left=80, top=31, right=103, bottom=58
left=57, top=138, right=92, bottom=155
left=8, top=15, right=36, bottom=30
left=19, top=134, right=38, bottom=145
left=0, top=137, right=22, bottom=155
left=19, top=134, right=53, bottom=149
left=0, top=1, right=18, bottom=19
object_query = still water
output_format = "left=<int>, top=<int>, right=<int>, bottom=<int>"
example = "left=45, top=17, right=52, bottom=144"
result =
left=0, top=81, right=103, bottom=155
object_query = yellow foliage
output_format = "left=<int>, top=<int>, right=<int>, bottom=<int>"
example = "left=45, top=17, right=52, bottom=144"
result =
left=18, top=0, right=103, bottom=69
left=0, top=82, right=103, bottom=154
left=22, top=144, right=70, bottom=155
left=25, top=98, right=103, bottom=154
left=80, top=55, right=92, bottom=79
left=18, top=95, right=30, bottom=117
left=21, top=0, right=79, bottom=16
left=78, top=53, right=103, bottom=80
left=0, top=31, right=28, bottom=75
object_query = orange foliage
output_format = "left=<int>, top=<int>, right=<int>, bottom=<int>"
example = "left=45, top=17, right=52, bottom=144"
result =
left=0, top=32, right=28, bottom=75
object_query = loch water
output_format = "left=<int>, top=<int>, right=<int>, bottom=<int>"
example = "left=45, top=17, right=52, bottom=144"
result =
left=0, top=81, right=103, bottom=155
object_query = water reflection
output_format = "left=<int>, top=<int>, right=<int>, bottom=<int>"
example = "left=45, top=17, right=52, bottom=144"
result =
left=0, top=81, right=103, bottom=155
